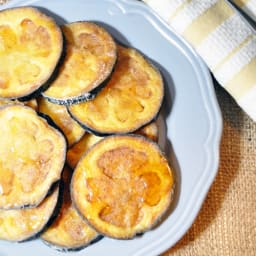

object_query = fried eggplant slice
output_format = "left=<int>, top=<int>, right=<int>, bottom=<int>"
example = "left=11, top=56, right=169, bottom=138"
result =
left=22, top=98, right=38, bottom=111
left=67, top=133, right=102, bottom=169
left=135, top=121, right=158, bottom=142
left=0, top=98, right=38, bottom=111
left=38, top=97, right=85, bottom=147
left=0, top=185, right=60, bottom=242
left=42, top=21, right=117, bottom=104
left=67, top=122, right=159, bottom=169
left=41, top=167, right=100, bottom=251
left=0, top=105, right=66, bottom=209
left=0, top=7, right=63, bottom=100
left=68, top=45, right=164, bottom=135
left=71, top=135, right=174, bottom=239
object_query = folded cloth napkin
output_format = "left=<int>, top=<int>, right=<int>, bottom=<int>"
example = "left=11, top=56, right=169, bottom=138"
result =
left=143, top=0, right=256, bottom=122
left=232, top=0, right=256, bottom=21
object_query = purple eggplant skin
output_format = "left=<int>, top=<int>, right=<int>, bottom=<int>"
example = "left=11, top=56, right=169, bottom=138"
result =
left=20, top=182, right=63, bottom=243
left=41, top=54, right=117, bottom=106
left=0, top=7, right=66, bottom=102
left=42, top=234, right=104, bottom=252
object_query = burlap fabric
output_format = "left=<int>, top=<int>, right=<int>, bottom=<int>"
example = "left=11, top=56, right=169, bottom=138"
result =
left=163, top=81, right=256, bottom=256
left=0, top=1, right=255, bottom=255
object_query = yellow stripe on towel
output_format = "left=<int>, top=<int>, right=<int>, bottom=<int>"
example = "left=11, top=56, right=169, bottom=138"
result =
left=182, top=1, right=234, bottom=45
left=214, top=36, right=256, bottom=86
left=144, top=0, right=190, bottom=21
left=225, top=58, right=256, bottom=99
left=232, top=0, right=250, bottom=7
left=143, top=0, right=256, bottom=122
left=232, top=0, right=256, bottom=21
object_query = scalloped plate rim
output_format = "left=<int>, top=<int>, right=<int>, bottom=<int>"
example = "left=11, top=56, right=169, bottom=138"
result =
left=0, top=0, right=222, bottom=255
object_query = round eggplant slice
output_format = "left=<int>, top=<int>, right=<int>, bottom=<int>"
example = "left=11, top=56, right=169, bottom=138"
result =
left=38, top=97, right=85, bottom=147
left=0, top=105, right=66, bottom=209
left=41, top=167, right=100, bottom=251
left=67, top=133, right=102, bottom=169
left=0, top=7, right=63, bottom=100
left=71, top=135, right=174, bottom=239
left=68, top=45, right=164, bottom=135
left=42, top=21, right=117, bottom=105
left=21, top=98, right=38, bottom=111
left=0, top=98, right=38, bottom=111
left=0, top=185, right=60, bottom=242
left=135, top=121, right=158, bottom=142
left=67, top=122, right=159, bottom=169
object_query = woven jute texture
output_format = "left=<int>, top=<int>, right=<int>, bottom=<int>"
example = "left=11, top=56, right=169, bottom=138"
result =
left=163, top=81, right=256, bottom=256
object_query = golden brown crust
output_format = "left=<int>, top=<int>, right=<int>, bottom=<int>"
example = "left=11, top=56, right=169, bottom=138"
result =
left=0, top=105, right=66, bottom=209
left=66, top=122, right=158, bottom=169
left=68, top=45, right=164, bottom=135
left=71, top=135, right=174, bottom=239
left=38, top=97, right=85, bottom=147
left=41, top=167, right=99, bottom=250
left=67, top=133, right=102, bottom=169
left=0, top=185, right=59, bottom=242
left=0, top=98, right=38, bottom=110
left=42, top=21, right=117, bottom=103
left=0, top=7, right=63, bottom=99
left=135, top=121, right=159, bottom=142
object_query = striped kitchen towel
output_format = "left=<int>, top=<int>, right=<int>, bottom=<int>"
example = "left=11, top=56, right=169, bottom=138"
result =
left=232, top=0, right=256, bottom=21
left=143, top=0, right=256, bottom=122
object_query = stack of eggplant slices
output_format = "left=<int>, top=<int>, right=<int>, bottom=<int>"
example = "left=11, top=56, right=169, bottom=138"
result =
left=0, top=6, right=174, bottom=252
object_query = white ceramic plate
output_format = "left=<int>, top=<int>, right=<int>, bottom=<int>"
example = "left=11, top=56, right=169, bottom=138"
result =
left=0, top=0, right=222, bottom=255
